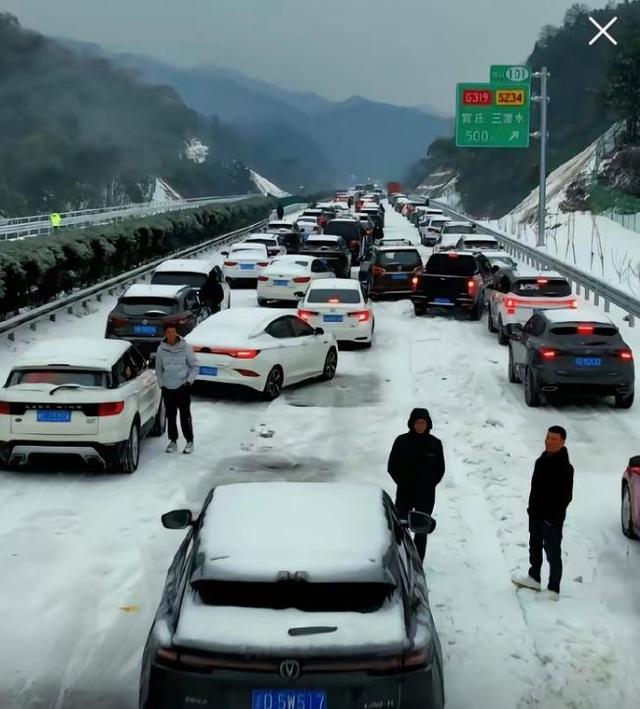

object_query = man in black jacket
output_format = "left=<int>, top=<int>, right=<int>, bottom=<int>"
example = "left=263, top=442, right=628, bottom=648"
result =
left=387, top=408, right=445, bottom=561
left=512, top=425, right=574, bottom=600
left=199, top=278, right=224, bottom=314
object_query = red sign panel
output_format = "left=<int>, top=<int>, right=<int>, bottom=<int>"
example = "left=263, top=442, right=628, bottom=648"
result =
left=462, top=89, right=493, bottom=106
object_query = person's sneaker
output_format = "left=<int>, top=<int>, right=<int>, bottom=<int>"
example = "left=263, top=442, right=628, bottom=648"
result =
left=165, top=441, right=177, bottom=453
left=511, top=574, right=541, bottom=591
left=183, top=441, right=194, bottom=454
left=537, top=589, right=560, bottom=602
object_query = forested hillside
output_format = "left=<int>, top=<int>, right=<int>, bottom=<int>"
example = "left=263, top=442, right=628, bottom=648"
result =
left=0, top=14, right=252, bottom=216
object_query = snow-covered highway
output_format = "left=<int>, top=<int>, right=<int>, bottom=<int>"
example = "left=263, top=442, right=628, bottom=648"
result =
left=1, top=205, right=639, bottom=709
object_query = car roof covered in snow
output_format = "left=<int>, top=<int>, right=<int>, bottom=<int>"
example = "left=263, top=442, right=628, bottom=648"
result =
left=13, top=337, right=130, bottom=370
left=121, top=284, right=186, bottom=300
left=231, top=242, right=268, bottom=254
left=264, top=255, right=312, bottom=270
left=443, top=221, right=475, bottom=228
left=307, top=277, right=360, bottom=291
left=244, top=233, right=279, bottom=241
left=154, top=259, right=215, bottom=275
left=194, top=482, right=393, bottom=584
left=376, top=245, right=420, bottom=252
left=305, top=235, right=343, bottom=243
left=186, top=307, right=296, bottom=345
left=542, top=303, right=612, bottom=325
left=482, top=250, right=516, bottom=259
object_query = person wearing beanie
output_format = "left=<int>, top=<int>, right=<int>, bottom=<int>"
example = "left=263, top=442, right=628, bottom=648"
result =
left=387, top=407, right=445, bottom=561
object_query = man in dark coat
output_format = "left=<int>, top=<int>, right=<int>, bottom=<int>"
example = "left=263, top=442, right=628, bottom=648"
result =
left=276, top=203, right=285, bottom=220
left=512, top=425, right=574, bottom=600
left=387, top=408, right=445, bottom=561
left=199, top=278, right=224, bottom=314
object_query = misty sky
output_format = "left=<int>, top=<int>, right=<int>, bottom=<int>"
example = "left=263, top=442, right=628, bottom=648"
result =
left=6, top=0, right=594, bottom=113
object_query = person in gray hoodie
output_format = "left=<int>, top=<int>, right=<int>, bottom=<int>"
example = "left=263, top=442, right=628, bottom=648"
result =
left=155, top=325, right=199, bottom=454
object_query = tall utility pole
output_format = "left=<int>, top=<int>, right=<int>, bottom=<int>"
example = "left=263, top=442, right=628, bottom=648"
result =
left=531, top=67, right=550, bottom=247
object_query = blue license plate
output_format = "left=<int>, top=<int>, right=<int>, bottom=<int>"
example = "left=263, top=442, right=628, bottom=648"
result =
left=575, top=357, right=602, bottom=368
left=391, top=273, right=408, bottom=280
left=240, top=263, right=255, bottom=270
left=199, top=366, right=218, bottom=376
left=37, top=410, right=71, bottom=423
left=252, top=690, right=326, bottom=709
left=323, top=314, right=343, bottom=322
left=274, top=279, right=289, bottom=286
left=134, top=324, right=157, bottom=336
left=434, top=297, right=452, bottom=304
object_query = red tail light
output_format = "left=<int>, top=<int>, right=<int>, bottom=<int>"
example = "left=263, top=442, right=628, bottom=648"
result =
left=224, top=261, right=238, bottom=266
left=411, top=276, right=419, bottom=288
left=569, top=299, right=578, bottom=309
left=298, top=309, right=319, bottom=320
left=467, top=279, right=477, bottom=296
left=348, top=310, right=371, bottom=322
left=0, top=401, right=10, bottom=415
left=539, top=348, right=556, bottom=360
left=628, top=465, right=640, bottom=476
left=447, top=252, right=459, bottom=258
left=97, top=401, right=125, bottom=417
left=328, top=298, right=341, bottom=303
left=108, top=315, right=127, bottom=326
left=536, top=278, right=548, bottom=284
left=292, top=276, right=311, bottom=283
left=257, top=262, right=269, bottom=267
left=619, top=349, right=633, bottom=361
left=211, top=348, right=260, bottom=359
left=372, top=266, right=385, bottom=276
left=505, top=297, right=516, bottom=315
left=257, top=276, right=268, bottom=282
left=577, top=325, right=594, bottom=334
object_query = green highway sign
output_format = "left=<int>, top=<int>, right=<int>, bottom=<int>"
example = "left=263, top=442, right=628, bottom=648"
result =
left=490, top=65, right=531, bottom=83
left=455, top=82, right=531, bottom=149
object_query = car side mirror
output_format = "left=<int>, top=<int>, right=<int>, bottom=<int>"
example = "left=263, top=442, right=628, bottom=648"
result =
left=161, top=509, right=193, bottom=529
left=405, top=510, right=436, bottom=535
left=314, top=327, right=325, bottom=335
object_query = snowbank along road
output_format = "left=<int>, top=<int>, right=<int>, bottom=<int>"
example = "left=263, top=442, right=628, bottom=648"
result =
left=0, top=205, right=639, bottom=709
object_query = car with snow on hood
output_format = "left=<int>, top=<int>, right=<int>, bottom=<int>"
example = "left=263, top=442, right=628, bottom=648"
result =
left=139, top=481, right=443, bottom=709
left=298, top=278, right=374, bottom=347
left=433, top=222, right=477, bottom=252
left=186, top=308, right=338, bottom=400
left=418, top=217, right=450, bottom=247
left=0, top=337, right=164, bottom=473
left=241, top=233, right=287, bottom=258
left=257, top=255, right=335, bottom=305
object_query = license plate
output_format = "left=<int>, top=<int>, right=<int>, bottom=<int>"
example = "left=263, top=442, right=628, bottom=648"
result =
left=323, top=314, right=343, bottom=322
left=391, top=273, right=408, bottom=280
left=240, top=264, right=255, bottom=270
left=133, top=324, right=157, bottom=336
left=575, top=357, right=602, bottom=367
left=37, top=410, right=71, bottom=423
left=434, top=297, right=451, bottom=304
left=252, top=690, right=327, bottom=709
left=274, top=279, right=289, bottom=286
left=199, top=366, right=218, bottom=376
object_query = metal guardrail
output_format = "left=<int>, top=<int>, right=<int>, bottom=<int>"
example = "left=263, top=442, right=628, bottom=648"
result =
left=0, top=203, right=306, bottom=341
left=431, top=200, right=640, bottom=327
left=0, top=194, right=257, bottom=240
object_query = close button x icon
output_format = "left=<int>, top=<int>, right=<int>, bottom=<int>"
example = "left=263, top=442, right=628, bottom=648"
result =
left=589, top=16, right=618, bottom=46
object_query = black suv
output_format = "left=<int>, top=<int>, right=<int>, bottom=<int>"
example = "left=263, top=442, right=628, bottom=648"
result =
left=106, top=284, right=210, bottom=358
left=300, top=236, right=351, bottom=278
left=324, top=218, right=367, bottom=264
left=508, top=309, right=635, bottom=408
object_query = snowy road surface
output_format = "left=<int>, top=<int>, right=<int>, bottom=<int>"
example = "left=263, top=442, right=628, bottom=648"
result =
left=1, top=206, right=640, bottom=709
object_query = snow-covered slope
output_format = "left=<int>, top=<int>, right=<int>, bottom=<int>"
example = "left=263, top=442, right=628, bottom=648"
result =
left=249, top=169, right=290, bottom=198
left=150, top=177, right=183, bottom=203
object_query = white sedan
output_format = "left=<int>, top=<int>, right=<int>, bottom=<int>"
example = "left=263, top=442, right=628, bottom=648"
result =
left=296, top=216, right=321, bottom=236
left=186, top=308, right=338, bottom=400
left=257, top=255, right=334, bottom=305
left=298, top=278, right=374, bottom=347
left=222, top=243, right=271, bottom=283
left=241, top=233, right=286, bottom=258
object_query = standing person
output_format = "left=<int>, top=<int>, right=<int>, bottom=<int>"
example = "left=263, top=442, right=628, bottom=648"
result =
left=276, top=203, right=285, bottom=220
left=347, top=196, right=354, bottom=209
left=512, top=426, right=574, bottom=600
left=387, top=408, right=445, bottom=561
left=155, top=325, right=199, bottom=454
left=199, top=277, right=224, bottom=314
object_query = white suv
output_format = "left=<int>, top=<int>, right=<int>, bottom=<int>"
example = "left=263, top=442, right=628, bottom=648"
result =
left=0, top=338, right=165, bottom=473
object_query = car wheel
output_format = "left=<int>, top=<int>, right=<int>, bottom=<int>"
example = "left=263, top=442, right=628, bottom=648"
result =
left=524, top=368, right=542, bottom=407
left=320, top=347, right=338, bottom=381
left=498, top=317, right=509, bottom=346
left=621, top=483, right=638, bottom=539
left=615, top=390, right=634, bottom=409
left=469, top=300, right=483, bottom=321
left=113, top=421, right=140, bottom=474
left=262, top=366, right=284, bottom=401
left=150, top=398, right=166, bottom=437
left=487, top=306, right=498, bottom=333
left=508, top=346, right=519, bottom=383
left=257, top=297, right=269, bottom=307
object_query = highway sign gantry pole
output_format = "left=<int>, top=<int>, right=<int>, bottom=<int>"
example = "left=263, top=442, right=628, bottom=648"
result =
left=531, top=67, right=550, bottom=247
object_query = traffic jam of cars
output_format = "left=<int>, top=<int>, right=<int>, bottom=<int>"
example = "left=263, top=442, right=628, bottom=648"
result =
left=1, top=184, right=638, bottom=709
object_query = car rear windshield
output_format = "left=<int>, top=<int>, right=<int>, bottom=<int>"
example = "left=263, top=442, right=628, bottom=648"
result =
left=426, top=254, right=477, bottom=276
left=442, top=225, right=475, bottom=234
left=192, top=580, right=394, bottom=613
left=307, top=289, right=361, bottom=304
left=427, top=220, right=448, bottom=229
left=550, top=325, right=618, bottom=336
left=324, top=222, right=361, bottom=240
left=7, top=369, right=108, bottom=387
left=377, top=251, right=421, bottom=267
left=151, top=272, right=206, bottom=288
left=305, top=240, right=343, bottom=250
left=116, top=298, right=178, bottom=316
left=244, top=238, right=275, bottom=246
left=464, top=240, right=499, bottom=249
left=514, top=278, right=571, bottom=297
